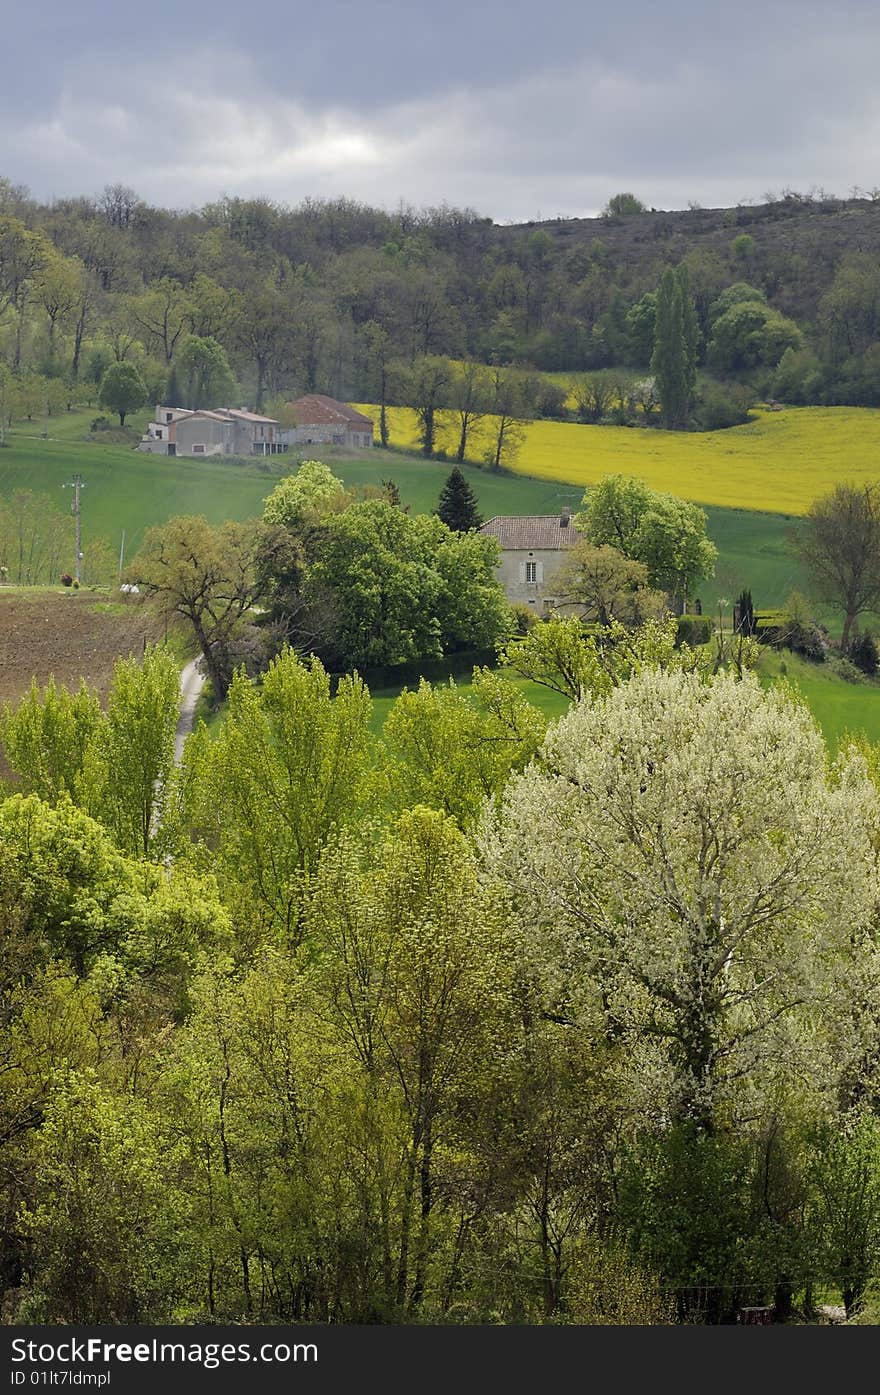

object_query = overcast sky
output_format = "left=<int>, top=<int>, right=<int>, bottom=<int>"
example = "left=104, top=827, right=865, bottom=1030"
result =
left=4, top=0, right=879, bottom=220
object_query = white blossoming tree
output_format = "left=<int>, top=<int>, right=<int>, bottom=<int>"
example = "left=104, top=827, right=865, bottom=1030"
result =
left=480, top=668, right=879, bottom=1129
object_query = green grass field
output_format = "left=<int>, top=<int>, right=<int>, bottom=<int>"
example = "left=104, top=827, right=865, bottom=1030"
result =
left=758, top=650, right=880, bottom=752
left=368, top=670, right=570, bottom=737
left=0, top=404, right=840, bottom=614
left=357, top=403, right=880, bottom=515
left=369, top=650, right=880, bottom=754
left=0, top=409, right=582, bottom=560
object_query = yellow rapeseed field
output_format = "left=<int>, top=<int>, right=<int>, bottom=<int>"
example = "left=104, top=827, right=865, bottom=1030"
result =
left=356, top=405, right=880, bottom=516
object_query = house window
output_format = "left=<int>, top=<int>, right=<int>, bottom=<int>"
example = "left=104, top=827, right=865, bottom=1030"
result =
left=525, top=561, right=538, bottom=583
left=192, top=444, right=205, bottom=454
left=166, top=413, right=172, bottom=423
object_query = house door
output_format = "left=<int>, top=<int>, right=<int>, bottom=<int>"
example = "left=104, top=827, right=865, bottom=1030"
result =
left=168, top=444, right=176, bottom=456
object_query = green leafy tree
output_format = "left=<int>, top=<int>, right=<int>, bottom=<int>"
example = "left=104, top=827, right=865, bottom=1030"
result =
left=193, top=648, right=374, bottom=940
left=21, top=1075, right=194, bottom=1322
left=0, top=215, right=51, bottom=367
left=174, top=333, right=236, bottom=409
left=577, top=474, right=717, bottom=611
left=1, top=678, right=102, bottom=803
left=626, top=292, right=657, bottom=367
left=304, top=501, right=510, bottom=670
left=709, top=300, right=802, bottom=372
left=603, top=193, right=648, bottom=217
left=97, top=647, right=181, bottom=858
left=262, top=459, right=347, bottom=530
left=2, top=649, right=179, bottom=859
left=811, top=1112, right=880, bottom=1318
left=97, top=361, right=147, bottom=426
left=498, top=612, right=709, bottom=702
left=436, top=466, right=483, bottom=532
left=382, top=670, right=545, bottom=829
left=432, top=528, right=510, bottom=651
left=128, top=516, right=287, bottom=702
left=407, top=356, right=451, bottom=456
left=555, top=541, right=666, bottom=626
left=308, top=807, right=514, bottom=1312
left=791, top=482, right=880, bottom=649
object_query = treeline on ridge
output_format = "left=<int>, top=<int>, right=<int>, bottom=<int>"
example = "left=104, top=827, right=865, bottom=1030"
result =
left=1, top=178, right=880, bottom=435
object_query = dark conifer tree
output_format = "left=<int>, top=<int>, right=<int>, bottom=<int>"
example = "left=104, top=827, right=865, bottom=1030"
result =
left=436, top=467, right=483, bottom=532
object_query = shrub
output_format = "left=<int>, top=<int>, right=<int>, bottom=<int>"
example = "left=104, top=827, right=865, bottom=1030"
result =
left=832, top=656, right=864, bottom=684
left=90, top=416, right=112, bottom=432
left=510, top=602, right=538, bottom=635
left=677, top=613, right=713, bottom=646
left=532, top=379, right=569, bottom=419
left=693, top=379, right=754, bottom=431
left=848, top=631, right=879, bottom=676
left=756, top=592, right=826, bottom=661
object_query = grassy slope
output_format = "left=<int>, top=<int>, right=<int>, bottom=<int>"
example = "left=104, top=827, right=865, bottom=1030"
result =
left=0, top=408, right=810, bottom=612
left=759, top=650, right=880, bottom=752
left=369, top=650, right=880, bottom=753
left=357, top=404, right=880, bottom=515
left=369, top=671, right=570, bottom=737
left=0, top=409, right=583, bottom=559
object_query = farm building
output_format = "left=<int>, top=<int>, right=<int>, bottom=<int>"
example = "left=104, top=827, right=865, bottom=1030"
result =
left=280, top=395, right=374, bottom=450
left=480, top=509, right=583, bottom=610
left=138, top=405, right=284, bottom=456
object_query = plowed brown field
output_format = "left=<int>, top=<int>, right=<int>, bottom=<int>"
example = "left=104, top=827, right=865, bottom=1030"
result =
left=0, top=589, right=164, bottom=707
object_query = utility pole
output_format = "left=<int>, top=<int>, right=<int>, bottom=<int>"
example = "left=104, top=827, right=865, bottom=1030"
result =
left=118, top=529, right=125, bottom=581
left=63, top=473, right=84, bottom=583
left=0, top=376, right=6, bottom=448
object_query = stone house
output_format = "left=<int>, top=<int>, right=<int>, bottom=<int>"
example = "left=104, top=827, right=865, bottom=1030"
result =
left=479, top=509, right=583, bottom=611
left=279, top=395, right=374, bottom=450
left=138, top=405, right=284, bottom=456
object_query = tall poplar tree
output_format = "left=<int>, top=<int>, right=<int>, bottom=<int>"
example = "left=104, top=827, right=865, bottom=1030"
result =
left=651, top=267, right=697, bottom=429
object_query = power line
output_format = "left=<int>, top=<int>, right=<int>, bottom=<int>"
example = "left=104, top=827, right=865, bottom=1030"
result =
left=62, top=473, right=85, bottom=584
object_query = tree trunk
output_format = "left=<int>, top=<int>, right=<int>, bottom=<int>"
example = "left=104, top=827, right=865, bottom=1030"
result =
left=842, top=609, right=857, bottom=651
left=190, top=612, right=229, bottom=704
left=457, top=417, right=468, bottom=462
left=72, top=312, right=86, bottom=379
left=411, top=1119, right=434, bottom=1307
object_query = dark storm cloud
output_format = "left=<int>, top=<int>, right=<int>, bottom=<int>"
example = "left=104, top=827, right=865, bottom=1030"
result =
left=3, top=0, right=879, bottom=218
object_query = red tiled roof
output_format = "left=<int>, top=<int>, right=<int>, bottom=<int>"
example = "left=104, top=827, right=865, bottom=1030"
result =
left=480, top=515, right=582, bottom=550
left=288, top=394, right=374, bottom=428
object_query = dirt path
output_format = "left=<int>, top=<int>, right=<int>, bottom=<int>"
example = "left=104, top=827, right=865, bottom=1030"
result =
left=174, top=657, right=206, bottom=762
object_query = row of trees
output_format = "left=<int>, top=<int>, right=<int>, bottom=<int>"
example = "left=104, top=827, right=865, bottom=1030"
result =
left=2, top=621, right=879, bottom=1323
left=1, top=179, right=878, bottom=436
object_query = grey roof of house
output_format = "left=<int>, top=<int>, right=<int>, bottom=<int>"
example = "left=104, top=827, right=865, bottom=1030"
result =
left=480, top=514, right=582, bottom=550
